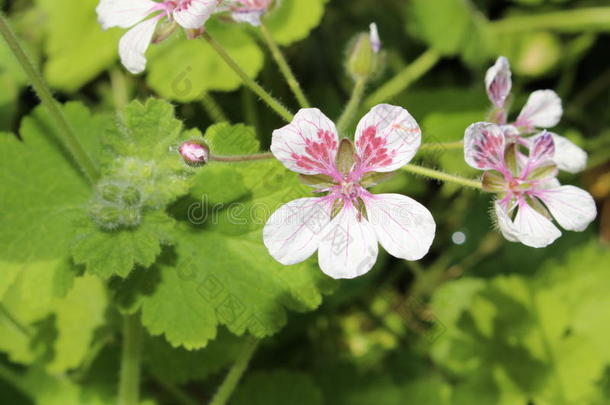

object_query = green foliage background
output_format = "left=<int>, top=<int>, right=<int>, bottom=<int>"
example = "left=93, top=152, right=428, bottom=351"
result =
left=1, top=0, right=609, bottom=404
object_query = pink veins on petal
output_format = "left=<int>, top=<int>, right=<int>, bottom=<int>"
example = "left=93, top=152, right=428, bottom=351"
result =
left=356, top=126, right=394, bottom=170
left=291, top=129, right=339, bottom=175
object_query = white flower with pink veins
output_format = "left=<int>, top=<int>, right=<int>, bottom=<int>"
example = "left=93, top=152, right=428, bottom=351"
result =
left=464, top=122, right=597, bottom=248
left=96, top=0, right=219, bottom=74
left=485, top=56, right=588, bottom=174
left=263, top=105, right=436, bottom=279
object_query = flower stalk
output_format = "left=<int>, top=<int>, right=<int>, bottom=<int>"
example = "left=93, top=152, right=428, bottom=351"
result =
left=491, top=7, right=610, bottom=33
left=364, top=49, right=440, bottom=109
left=336, top=77, right=368, bottom=136
left=0, top=12, right=99, bottom=183
left=202, top=32, right=294, bottom=122
left=402, top=164, right=483, bottom=190
left=259, top=22, right=311, bottom=108
left=118, top=315, right=142, bottom=405
left=209, top=339, right=259, bottom=405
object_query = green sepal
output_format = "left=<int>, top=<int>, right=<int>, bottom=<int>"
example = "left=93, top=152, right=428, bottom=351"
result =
left=504, top=143, right=519, bottom=176
left=524, top=195, right=553, bottom=220
left=331, top=199, right=345, bottom=219
left=298, top=174, right=335, bottom=189
left=336, top=138, right=355, bottom=176
left=529, top=162, right=558, bottom=181
left=482, top=171, right=506, bottom=193
left=355, top=197, right=368, bottom=221
left=360, top=171, right=395, bottom=188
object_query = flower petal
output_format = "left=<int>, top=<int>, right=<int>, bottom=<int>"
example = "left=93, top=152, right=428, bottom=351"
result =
left=364, top=193, right=435, bottom=261
left=96, top=0, right=160, bottom=29
left=318, top=205, right=378, bottom=279
left=263, top=197, right=331, bottom=265
left=516, top=90, right=562, bottom=130
left=173, top=0, right=217, bottom=29
left=511, top=200, right=561, bottom=248
left=494, top=201, right=520, bottom=243
left=118, top=17, right=159, bottom=74
left=271, top=108, right=341, bottom=178
left=548, top=133, right=587, bottom=173
left=485, top=56, right=512, bottom=108
left=354, top=104, right=421, bottom=174
left=369, top=23, right=381, bottom=53
left=537, top=185, right=597, bottom=232
left=231, top=9, right=265, bottom=26
left=464, top=122, right=507, bottom=172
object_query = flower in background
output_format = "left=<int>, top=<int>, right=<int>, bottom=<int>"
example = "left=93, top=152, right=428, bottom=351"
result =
left=484, top=56, right=587, bottom=174
left=465, top=122, right=596, bottom=248
left=97, top=0, right=219, bottom=74
left=263, top=105, right=436, bottom=279
left=224, top=0, right=274, bottom=26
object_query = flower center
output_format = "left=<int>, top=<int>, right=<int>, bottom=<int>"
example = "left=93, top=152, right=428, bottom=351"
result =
left=340, top=180, right=360, bottom=201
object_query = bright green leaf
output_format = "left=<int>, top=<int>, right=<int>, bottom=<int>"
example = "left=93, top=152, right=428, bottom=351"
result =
left=147, top=21, right=264, bottom=101
left=265, top=0, right=328, bottom=45
left=35, top=0, right=121, bottom=92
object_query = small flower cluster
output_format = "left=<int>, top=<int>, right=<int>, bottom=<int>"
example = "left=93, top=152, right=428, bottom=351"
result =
left=145, top=16, right=597, bottom=278
left=465, top=57, right=596, bottom=248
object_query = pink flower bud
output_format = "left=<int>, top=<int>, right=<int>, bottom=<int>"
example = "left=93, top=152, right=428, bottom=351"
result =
left=485, top=56, right=512, bottom=108
left=179, top=141, right=209, bottom=167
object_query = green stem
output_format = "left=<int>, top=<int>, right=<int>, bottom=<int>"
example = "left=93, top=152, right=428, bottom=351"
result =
left=419, top=141, right=464, bottom=152
left=0, top=12, right=99, bottom=183
left=491, top=7, right=610, bottom=33
left=201, top=92, right=229, bottom=123
left=336, top=77, right=367, bottom=136
left=110, top=67, right=129, bottom=111
left=402, top=163, right=483, bottom=190
left=209, top=339, right=259, bottom=405
left=259, top=22, right=310, bottom=108
left=210, top=152, right=274, bottom=162
left=202, top=32, right=293, bottom=122
left=118, top=315, right=142, bottom=405
left=364, top=49, right=440, bottom=109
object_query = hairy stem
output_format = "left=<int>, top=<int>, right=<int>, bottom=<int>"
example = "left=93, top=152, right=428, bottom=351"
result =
left=419, top=141, right=464, bottom=152
left=364, top=49, right=440, bottom=108
left=491, top=7, right=610, bottom=33
left=210, top=152, right=274, bottom=162
left=209, top=339, right=259, bottom=405
left=259, top=22, right=310, bottom=108
left=203, top=32, right=294, bottom=122
left=336, top=77, right=367, bottom=136
left=402, top=163, right=483, bottom=190
left=201, top=92, right=229, bottom=123
left=118, top=315, right=142, bottom=405
left=0, top=12, right=99, bottom=183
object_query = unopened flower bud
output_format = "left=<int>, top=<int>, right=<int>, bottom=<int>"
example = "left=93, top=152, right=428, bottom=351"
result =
left=179, top=140, right=209, bottom=167
left=485, top=56, right=512, bottom=109
left=346, top=24, right=381, bottom=80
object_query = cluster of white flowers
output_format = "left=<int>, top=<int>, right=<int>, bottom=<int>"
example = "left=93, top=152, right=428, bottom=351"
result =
left=97, top=2, right=597, bottom=279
